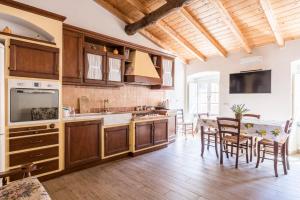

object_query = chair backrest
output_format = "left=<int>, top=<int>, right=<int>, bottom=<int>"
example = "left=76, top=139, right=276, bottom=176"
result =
left=217, top=117, right=241, bottom=137
left=243, top=114, right=261, bottom=119
left=176, top=109, right=184, bottom=123
left=284, top=119, right=293, bottom=134
left=197, top=113, right=209, bottom=119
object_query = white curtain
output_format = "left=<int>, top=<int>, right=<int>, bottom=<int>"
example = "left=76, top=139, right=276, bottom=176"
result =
left=87, top=53, right=102, bottom=80
left=108, top=58, right=121, bottom=82
left=162, top=59, right=173, bottom=86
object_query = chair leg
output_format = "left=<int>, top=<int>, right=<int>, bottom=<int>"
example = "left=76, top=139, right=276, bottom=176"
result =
left=235, top=142, right=240, bottom=169
left=214, top=134, right=219, bottom=158
left=261, top=145, right=266, bottom=163
left=250, top=137, right=253, bottom=162
left=225, top=142, right=229, bottom=158
left=201, top=128, right=205, bottom=157
left=282, top=144, right=288, bottom=175
left=220, top=139, right=223, bottom=165
left=254, top=137, right=257, bottom=157
left=286, top=140, right=290, bottom=170
left=207, top=135, right=210, bottom=150
left=192, top=124, right=194, bottom=137
left=230, top=145, right=233, bottom=157
left=274, top=142, right=279, bottom=177
left=246, top=141, right=249, bottom=164
left=184, top=125, right=187, bottom=139
left=256, top=142, right=261, bottom=168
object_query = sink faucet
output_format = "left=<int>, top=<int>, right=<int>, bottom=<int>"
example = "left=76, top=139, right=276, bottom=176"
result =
left=103, top=99, right=109, bottom=112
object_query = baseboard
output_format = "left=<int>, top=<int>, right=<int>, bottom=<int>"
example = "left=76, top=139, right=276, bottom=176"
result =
left=129, top=144, right=168, bottom=157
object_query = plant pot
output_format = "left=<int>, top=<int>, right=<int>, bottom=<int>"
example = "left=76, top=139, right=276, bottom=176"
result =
left=235, top=113, right=242, bottom=121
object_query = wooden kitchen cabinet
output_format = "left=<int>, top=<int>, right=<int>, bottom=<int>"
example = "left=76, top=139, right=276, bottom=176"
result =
left=153, top=119, right=168, bottom=145
left=83, top=43, right=106, bottom=85
left=135, top=119, right=168, bottom=151
left=168, top=115, right=176, bottom=142
left=135, top=121, right=154, bottom=150
left=65, top=120, right=102, bottom=169
left=152, top=56, right=174, bottom=90
left=9, top=39, right=59, bottom=79
left=104, top=125, right=129, bottom=157
left=63, top=29, right=83, bottom=83
left=106, top=52, right=125, bottom=86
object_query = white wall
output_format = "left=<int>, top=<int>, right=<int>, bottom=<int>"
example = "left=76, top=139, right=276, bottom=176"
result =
left=187, top=39, right=300, bottom=121
left=16, top=0, right=163, bottom=51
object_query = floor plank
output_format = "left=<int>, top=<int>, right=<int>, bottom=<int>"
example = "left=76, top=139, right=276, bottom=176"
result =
left=43, top=136, right=300, bottom=200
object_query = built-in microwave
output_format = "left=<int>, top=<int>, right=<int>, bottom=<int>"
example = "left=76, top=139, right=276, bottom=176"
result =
left=8, top=79, right=60, bottom=124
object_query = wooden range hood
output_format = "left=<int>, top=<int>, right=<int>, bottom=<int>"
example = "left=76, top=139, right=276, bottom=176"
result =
left=125, top=50, right=161, bottom=85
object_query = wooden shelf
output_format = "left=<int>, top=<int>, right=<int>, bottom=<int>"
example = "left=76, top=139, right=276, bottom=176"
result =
left=0, top=32, right=56, bottom=45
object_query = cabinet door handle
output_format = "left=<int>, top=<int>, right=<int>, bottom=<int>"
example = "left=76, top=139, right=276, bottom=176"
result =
left=30, top=153, right=43, bottom=158
left=30, top=140, right=43, bottom=144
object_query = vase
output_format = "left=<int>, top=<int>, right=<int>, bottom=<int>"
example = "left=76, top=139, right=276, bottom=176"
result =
left=235, top=113, right=242, bottom=121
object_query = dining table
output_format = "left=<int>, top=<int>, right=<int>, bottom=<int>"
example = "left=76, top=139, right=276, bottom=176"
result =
left=195, top=116, right=289, bottom=166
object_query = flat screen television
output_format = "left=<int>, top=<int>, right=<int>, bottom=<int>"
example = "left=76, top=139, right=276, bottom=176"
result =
left=229, top=70, right=271, bottom=94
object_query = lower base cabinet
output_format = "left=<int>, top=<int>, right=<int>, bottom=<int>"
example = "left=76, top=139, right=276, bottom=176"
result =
left=65, top=120, right=102, bottom=169
left=135, top=119, right=168, bottom=151
left=104, top=125, right=129, bottom=157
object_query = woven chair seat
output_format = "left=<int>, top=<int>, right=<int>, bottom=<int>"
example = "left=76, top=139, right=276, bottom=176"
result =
left=223, top=135, right=248, bottom=143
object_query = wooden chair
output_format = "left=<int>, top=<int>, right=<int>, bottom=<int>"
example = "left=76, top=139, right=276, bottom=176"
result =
left=217, top=117, right=249, bottom=169
left=176, top=109, right=194, bottom=138
left=0, top=163, right=36, bottom=186
left=198, top=113, right=219, bottom=158
left=256, top=119, right=293, bottom=177
left=242, top=114, right=261, bottom=162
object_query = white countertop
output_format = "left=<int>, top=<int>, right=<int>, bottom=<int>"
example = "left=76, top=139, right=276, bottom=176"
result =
left=63, top=113, right=132, bottom=126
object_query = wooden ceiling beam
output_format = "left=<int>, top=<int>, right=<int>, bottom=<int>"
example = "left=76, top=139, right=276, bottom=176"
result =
left=158, top=21, right=207, bottom=62
left=259, top=0, right=284, bottom=47
left=125, top=0, right=203, bottom=62
left=209, top=0, right=251, bottom=53
left=125, top=0, right=195, bottom=35
left=180, top=7, right=227, bottom=57
left=94, top=0, right=188, bottom=63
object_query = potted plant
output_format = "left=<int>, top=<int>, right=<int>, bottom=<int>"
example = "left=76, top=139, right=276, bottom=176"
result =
left=231, top=104, right=249, bottom=120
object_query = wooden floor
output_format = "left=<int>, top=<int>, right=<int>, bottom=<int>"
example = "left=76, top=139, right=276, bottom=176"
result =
left=43, top=136, right=300, bottom=200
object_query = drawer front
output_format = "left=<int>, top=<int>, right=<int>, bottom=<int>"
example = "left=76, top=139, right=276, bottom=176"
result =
left=10, top=146, right=59, bottom=167
left=10, top=134, right=58, bottom=151
left=10, top=159, right=59, bottom=181
left=10, top=128, right=59, bottom=138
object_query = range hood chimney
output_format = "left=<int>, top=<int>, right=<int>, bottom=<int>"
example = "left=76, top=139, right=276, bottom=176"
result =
left=125, top=50, right=161, bottom=85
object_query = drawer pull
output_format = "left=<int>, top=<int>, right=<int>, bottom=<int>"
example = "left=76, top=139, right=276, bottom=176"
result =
left=37, top=166, right=45, bottom=171
left=30, top=140, right=43, bottom=144
left=30, top=153, right=43, bottom=158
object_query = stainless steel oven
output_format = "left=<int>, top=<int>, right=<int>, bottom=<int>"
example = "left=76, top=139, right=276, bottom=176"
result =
left=8, top=79, right=59, bottom=124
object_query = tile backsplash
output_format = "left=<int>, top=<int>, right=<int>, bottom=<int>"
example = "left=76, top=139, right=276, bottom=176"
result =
left=63, top=85, right=167, bottom=112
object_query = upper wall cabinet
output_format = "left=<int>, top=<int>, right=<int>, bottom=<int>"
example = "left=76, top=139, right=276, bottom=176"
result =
left=84, top=43, right=106, bottom=85
left=9, top=39, right=59, bottom=80
left=63, top=29, right=83, bottom=84
left=151, top=56, right=175, bottom=90
left=106, top=53, right=124, bottom=86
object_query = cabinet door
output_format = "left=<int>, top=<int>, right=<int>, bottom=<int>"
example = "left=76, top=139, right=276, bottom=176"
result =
left=168, top=116, right=176, bottom=142
left=106, top=53, right=124, bottom=85
left=63, top=29, right=83, bottom=83
left=161, top=58, right=174, bottom=87
left=65, top=120, right=102, bottom=169
left=84, top=47, right=106, bottom=85
left=135, top=121, right=153, bottom=150
left=9, top=39, right=59, bottom=79
left=153, top=119, right=168, bottom=145
left=104, top=125, right=129, bottom=157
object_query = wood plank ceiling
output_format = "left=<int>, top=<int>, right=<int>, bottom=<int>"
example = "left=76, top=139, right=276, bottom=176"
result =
left=95, top=0, right=300, bottom=62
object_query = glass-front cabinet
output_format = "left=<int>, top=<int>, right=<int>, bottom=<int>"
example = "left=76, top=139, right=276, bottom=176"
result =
left=106, top=53, right=124, bottom=85
left=161, top=58, right=174, bottom=87
left=84, top=43, right=106, bottom=85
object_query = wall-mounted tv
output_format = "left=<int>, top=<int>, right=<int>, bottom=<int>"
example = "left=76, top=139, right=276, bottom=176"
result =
left=229, top=70, right=271, bottom=94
